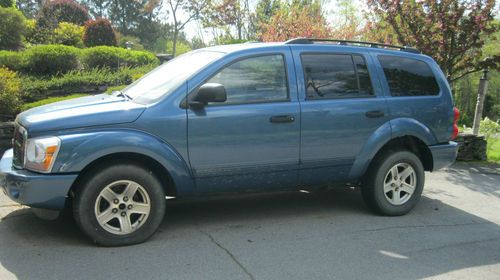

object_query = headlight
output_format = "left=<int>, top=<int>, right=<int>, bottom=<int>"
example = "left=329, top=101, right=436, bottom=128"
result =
left=25, top=137, right=61, bottom=173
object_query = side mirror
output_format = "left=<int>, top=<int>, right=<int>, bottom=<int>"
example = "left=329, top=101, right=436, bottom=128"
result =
left=189, top=83, right=227, bottom=109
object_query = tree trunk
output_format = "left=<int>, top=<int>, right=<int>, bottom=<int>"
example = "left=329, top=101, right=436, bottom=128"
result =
left=472, top=70, right=489, bottom=135
left=172, top=29, right=178, bottom=57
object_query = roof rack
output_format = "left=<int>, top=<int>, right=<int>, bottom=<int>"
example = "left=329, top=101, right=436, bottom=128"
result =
left=284, top=38, right=421, bottom=54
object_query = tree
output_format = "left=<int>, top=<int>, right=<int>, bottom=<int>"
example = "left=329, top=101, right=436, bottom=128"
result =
left=36, top=0, right=89, bottom=29
left=0, top=0, right=15, bottom=7
left=83, top=18, right=117, bottom=47
left=16, top=0, right=42, bottom=18
left=80, top=0, right=108, bottom=18
left=0, top=7, right=27, bottom=50
left=330, top=0, right=361, bottom=40
left=367, top=0, right=500, bottom=83
left=165, top=0, right=206, bottom=56
left=259, top=0, right=331, bottom=42
left=201, top=0, right=248, bottom=40
left=248, top=0, right=281, bottom=39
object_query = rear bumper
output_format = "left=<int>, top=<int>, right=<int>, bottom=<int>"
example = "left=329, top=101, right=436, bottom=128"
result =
left=429, top=141, right=458, bottom=171
left=0, top=149, right=77, bottom=210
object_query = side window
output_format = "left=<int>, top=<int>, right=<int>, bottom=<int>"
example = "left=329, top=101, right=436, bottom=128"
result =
left=301, top=53, right=373, bottom=99
left=207, top=55, right=288, bottom=104
left=378, top=55, right=440, bottom=96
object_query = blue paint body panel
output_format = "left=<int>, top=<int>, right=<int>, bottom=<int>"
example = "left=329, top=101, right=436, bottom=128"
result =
left=0, top=150, right=77, bottom=209
left=0, top=42, right=459, bottom=210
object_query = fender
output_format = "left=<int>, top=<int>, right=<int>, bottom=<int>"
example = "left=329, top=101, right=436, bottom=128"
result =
left=349, top=121, right=391, bottom=180
left=390, top=117, right=438, bottom=145
left=348, top=118, right=436, bottom=180
left=52, top=129, right=195, bottom=196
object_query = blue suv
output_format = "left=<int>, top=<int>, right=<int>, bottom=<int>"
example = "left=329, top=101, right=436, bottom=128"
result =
left=0, top=39, right=459, bottom=246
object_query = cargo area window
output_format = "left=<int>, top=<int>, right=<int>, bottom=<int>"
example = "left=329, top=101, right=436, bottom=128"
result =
left=301, top=54, right=373, bottom=99
left=378, top=55, right=440, bottom=96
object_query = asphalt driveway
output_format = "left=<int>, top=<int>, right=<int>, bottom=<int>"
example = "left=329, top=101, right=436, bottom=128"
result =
left=0, top=162, right=499, bottom=280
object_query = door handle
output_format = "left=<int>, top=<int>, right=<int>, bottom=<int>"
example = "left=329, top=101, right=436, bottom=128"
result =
left=365, top=110, right=385, bottom=118
left=270, top=115, right=295, bottom=123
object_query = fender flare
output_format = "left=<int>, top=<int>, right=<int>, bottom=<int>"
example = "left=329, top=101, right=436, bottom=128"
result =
left=349, top=118, right=436, bottom=179
left=53, top=129, right=195, bottom=196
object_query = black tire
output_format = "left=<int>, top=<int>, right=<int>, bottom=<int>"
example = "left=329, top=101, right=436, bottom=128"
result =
left=73, top=163, right=166, bottom=246
left=361, top=150, right=424, bottom=216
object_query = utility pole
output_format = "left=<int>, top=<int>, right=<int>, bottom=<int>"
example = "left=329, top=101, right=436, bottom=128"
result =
left=472, top=69, right=489, bottom=135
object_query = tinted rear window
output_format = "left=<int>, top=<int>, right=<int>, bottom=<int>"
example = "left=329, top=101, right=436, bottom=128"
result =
left=378, top=56, right=440, bottom=96
left=301, top=54, right=373, bottom=99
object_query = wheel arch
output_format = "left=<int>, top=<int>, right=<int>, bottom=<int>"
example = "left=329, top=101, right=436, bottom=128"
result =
left=69, top=152, right=178, bottom=198
left=349, top=119, right=435, bottom=180
left=55, top=129, right=196, bottom=198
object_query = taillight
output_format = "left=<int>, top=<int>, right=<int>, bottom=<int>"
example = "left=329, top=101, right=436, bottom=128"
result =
left=451, top=107, right=459, bottom=140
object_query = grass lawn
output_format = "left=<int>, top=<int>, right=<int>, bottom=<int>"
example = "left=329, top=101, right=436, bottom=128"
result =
left=488, top=139, right=500, bottom=162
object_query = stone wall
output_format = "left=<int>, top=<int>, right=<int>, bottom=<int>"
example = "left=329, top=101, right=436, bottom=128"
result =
left=455, top=133, right=487, bottom=161
left=0, top=122, right=14, bottom=157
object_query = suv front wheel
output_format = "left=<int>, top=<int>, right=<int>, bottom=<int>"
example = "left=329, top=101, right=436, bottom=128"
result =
left=362, top=150, right=424, bottom=216
left=73, top=163, right=166, bottom=246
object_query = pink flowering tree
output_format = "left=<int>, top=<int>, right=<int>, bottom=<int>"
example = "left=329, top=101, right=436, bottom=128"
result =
left=367, top=0, right=499, bottom=82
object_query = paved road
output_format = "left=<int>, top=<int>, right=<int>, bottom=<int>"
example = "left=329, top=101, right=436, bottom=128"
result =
left=1, top=163, right=499, bottom=280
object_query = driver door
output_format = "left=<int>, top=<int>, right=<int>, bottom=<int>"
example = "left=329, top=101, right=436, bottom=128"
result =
left=187, top=52, right=301, bottom=193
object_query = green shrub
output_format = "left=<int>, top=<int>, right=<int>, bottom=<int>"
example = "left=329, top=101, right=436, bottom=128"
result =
left=82, top=46, right=158, bottom=69
left=21, top=93, right=87, bottom=111
left=36, top=0, right=89, bottom=29
left=0, top=0, right=15, bottom=8
left=480, top=117, right=500, bottom=140
left=51, top=22, right=84, bottom=47
left=25, top=44, right=80, bottom=75
left=0, top=7, right=27, bottom=50
left=166, top=41, right=191, bottom=56
left=83, top=18, right=116, bottom=47
left=0, top=50, right=26, bottom=72
left=81, top=46, right=123, bottom=69
left=125, top=50, right=159, bottom=67
left=20, top=64, right=157, bottom=101
left=0, top=67, right=22, bottom=116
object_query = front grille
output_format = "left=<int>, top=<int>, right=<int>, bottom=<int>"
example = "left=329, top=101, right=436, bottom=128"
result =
left=12, top=124, right=26, bottom=168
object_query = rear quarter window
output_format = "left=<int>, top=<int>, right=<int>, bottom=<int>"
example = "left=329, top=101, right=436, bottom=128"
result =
left=378, top=55, right=440, bottom=97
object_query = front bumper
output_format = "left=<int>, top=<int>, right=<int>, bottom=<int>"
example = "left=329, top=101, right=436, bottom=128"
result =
left=429, top=141, right=458, bottom=171
left=0, top=149, right=77, bottom=210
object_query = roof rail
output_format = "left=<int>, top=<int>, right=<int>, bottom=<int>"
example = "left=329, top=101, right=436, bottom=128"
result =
left=284, top=38, right=421, bottom=54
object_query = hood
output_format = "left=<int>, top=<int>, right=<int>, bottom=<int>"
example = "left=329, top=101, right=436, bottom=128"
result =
left=17, top=94, right=146, bottom=134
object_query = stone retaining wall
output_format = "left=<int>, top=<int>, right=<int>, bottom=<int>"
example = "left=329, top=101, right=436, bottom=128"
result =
left=0, top=122, right=14, bottom=157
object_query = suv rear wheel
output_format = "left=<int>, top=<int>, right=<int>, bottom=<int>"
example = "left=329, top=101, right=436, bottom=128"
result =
left=73, top=163, right=166, bottom=246
left=361, top=150, right=424, bottom=216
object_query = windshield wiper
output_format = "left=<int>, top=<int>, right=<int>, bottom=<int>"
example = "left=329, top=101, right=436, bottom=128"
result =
left=113, top=90, right=132, bottom=100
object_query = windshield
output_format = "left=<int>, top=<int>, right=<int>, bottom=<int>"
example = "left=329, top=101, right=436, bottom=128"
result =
left=123, top=50, right=224, bottom=103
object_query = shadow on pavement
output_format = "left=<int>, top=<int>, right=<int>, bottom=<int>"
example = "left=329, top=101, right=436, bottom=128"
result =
left=442, top=162, right=500, bottom=198
left=0, top=187, right=499, bottom=280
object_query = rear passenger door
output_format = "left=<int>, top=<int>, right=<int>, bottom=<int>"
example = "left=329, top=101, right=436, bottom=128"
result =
left=292, top=48, right=389, bottom=186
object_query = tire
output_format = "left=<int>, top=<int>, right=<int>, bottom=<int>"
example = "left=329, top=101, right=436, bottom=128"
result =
left=73, top=163, right=166, bottom=246
left=361, top=150, right=424, bottom=216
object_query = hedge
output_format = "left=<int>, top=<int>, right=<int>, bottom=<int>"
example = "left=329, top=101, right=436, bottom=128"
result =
left=81, top=46, right=158, bottom=69
left=20, top=64, right=156, bottom=102
left=0, top=45, right=159, bottom=75
left=0, top=51, right=26, bottom=72
left=24, top=44, right=80, bottom=75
